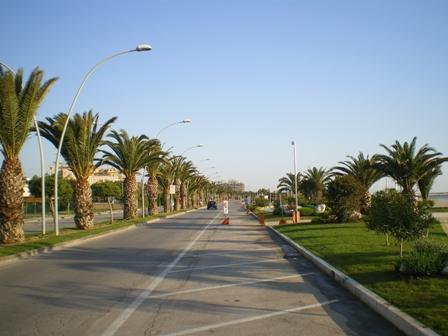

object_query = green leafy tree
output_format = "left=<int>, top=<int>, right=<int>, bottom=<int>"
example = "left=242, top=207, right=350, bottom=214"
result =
left=367, top=189, right=434, bottom=257
left=38, top=111, right=116, bottom=229
left=91, top=181, right=122, bottom=201
left=326, top=175, right=363, bottom=222
left=0, top=68, right=57, bottom=243
left=100, top=130, right=147, bottom=219
left=28, top=175, right=73, bottom=212
left=331, top=152, right=383, bottom=213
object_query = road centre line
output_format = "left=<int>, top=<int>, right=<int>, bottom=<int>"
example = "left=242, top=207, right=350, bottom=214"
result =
left=147, top=273, right=315, bottom=299
left=167, top=258, right=282, bottom=274
left=160, top=299, right=341, bottom=336
left=101, top=211, right=221, bottom=336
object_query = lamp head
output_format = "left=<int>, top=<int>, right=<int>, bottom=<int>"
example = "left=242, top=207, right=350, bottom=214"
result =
left=291, top=140, right=295, bottom=146
left=136, top=44, right=152, bottom=52
left=182, top=119, right=192, bottom=123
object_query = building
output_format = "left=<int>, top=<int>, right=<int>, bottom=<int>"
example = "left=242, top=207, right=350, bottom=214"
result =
left=49, top=165, right=124, bottom=185
left=217, top=180, right=245, bottom=193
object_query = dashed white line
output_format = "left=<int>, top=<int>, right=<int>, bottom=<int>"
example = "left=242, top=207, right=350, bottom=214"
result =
left=167, top=258, right=281, bottom=274
left=148, top=273, right=315, bottom=299
left=101, top=212, right=221, bottom=336
left=160, top=299, right=341, bottom=336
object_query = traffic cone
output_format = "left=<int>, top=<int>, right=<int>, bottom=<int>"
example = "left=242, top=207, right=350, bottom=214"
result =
left=222, top=217, right=230, bottom=225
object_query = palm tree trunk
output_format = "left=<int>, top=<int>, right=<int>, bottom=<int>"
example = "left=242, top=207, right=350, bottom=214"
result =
left=360, top=190, right=371, bottom=214
left=147, top=172, right=158, bottom=215
left=181, top=182, right=187, bottom=209
left=163, top=187, right=170, bottom=213
left=73, top=177, right=94, bottom=229
left=0, top=157, right=25, bottom=243
left=174, top=179, right=181, bottom=210
left=123, top=174, right=137, bottom=219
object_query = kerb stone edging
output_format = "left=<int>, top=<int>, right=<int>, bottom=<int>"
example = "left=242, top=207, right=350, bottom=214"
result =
left=0, top=207, right=202, bottom=268
left=268, top=225, right=440, bottom=336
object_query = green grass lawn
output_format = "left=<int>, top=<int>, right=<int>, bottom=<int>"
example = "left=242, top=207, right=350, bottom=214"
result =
left=431, top=207, right=448, bottom=213
left=277, top=222, right=448, bottom=336
left=0, top=209, right=191, bottom=258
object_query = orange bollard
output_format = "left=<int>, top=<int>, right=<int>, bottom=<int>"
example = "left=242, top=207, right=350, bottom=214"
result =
left=258, top=212, right=265, bottom=225
left=292, top=210, right=301, bottom=224
left=222, top=217, right=230, bottom=225
left=279, top=219, right=287, bottom=225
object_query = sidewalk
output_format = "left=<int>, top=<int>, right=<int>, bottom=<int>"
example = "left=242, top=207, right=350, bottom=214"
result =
left=433, top=212, right=448, bottom=235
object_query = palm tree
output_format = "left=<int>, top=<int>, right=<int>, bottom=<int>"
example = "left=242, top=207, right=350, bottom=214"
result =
left=418, top=166, right=442, bottom=201
left=0, top=68, right=57, bottom=243
left=374, top=137, right=448, bottom=197
left=277, top=172, right=300, bottom=195
left=177, top=160, right=197, bottom=209
left=302, top=167, right=331, bottom=203
left=101, top=130, right=147, bottom=219
left=188, top=175, right=208, bottom=208
left=38, top=111, right=116, bottom=229
left=331, top=152, right=383, bottom=212
left=144, top=139, right=166, bottom=216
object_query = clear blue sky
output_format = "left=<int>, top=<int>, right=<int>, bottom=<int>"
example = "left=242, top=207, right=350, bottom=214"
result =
left=2, top=0, right=448, bottom=191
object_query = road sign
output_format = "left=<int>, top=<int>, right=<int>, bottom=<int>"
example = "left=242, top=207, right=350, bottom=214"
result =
left=223, top=200, right=229, bottom=215
left=169, top=185, right=176, bottom=194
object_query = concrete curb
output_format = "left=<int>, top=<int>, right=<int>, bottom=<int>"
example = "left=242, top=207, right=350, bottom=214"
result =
left=268, top=226, right=440, bottom=336
left=0, top=208, right=202, bottom=268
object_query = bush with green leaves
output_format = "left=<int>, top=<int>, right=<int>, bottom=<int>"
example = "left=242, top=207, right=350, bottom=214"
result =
left=366, top=189, right=434, bottom=257
left=299, top=207, right=314, bottom=216
left=28, top=174, right=73, bottom=211
left=400, top=239, right=448, bottom=276
left=326, top=175, right=363, bottom=222
left=254, top=197, right=269, bottom=207
left=91, top=181, right=122, bottom=202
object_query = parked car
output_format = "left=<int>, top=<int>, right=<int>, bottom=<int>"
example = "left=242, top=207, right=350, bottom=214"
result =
left=207, top=200, right=217, bottom=210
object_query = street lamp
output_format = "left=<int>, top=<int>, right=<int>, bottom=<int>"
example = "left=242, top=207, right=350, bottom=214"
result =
left=54, top=44, right=152, bottom=235
left=291, top=140, right=298, bottom=223
left=155, top=119, right=191, bottom=138
left=141, top=118, right=192, bottom=218
left=0, top=61, right=48, bottom=235
left=181, top=144, right=204, bottom=156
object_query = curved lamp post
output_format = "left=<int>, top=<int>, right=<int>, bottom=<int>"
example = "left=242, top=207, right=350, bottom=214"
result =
left=197, top=158, right=210, bottom=164
left=180, top=144, right=204, bottom=156
left=141, top=118, right=192, bottom=218
left=0, top=61, right=47, bottom=235
left=54, top=44, right=152, bottom=235
left=155, top=119, right=191, bottom=138
left=202, top=166, right=215, bottom=173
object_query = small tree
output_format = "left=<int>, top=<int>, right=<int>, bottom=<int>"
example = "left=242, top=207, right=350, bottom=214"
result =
left=28, top=175, right=73, bottom=213
left=326, top=175, right=363, bottom=222
left=91, top=181, right=122, bottom=202
left=367, top=190, right=433, bottom=257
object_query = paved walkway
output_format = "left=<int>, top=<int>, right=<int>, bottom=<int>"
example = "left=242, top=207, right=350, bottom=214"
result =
left=433, top=212, right=448, bottom=235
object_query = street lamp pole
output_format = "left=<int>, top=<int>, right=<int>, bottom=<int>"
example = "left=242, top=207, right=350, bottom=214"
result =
left=292, top=140, right=298, bottom=222
left=181, top=144, right=204, bottom=156
left=54, top=44, right=152, bottom=235
left=0, top=61, right=47, bottom=235
left=140, top=118, right=192, bottom=218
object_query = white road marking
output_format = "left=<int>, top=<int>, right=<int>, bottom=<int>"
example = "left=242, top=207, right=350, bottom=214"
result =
left=101, top=212, right=221, bottom=336
left=148, top=273, right=315, bottom=299
left=160, top=299, right=341, bottom=336
left=167, top=258, right=281, bottom=274
left=186, top=246, right=278, bottom=258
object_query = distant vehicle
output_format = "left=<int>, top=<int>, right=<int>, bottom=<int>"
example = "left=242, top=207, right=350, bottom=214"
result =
left=207, top=200, right=217, bottom=210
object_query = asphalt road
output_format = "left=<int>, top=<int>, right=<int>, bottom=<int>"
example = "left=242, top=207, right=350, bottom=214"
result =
left=0, top=201, right=402, bottom=335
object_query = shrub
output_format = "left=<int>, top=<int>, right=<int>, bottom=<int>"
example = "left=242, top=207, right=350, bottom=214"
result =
left=326, top=175, right=363, bottom=222
left=311, top=213, right=338, bottom=224
left=299, top=207, right=314, bottom=216
left=367, top=190, right=434, bottom=257
left=254, top=197, right=269, bottom=207
left=401, top=239, right=448, bottom=276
